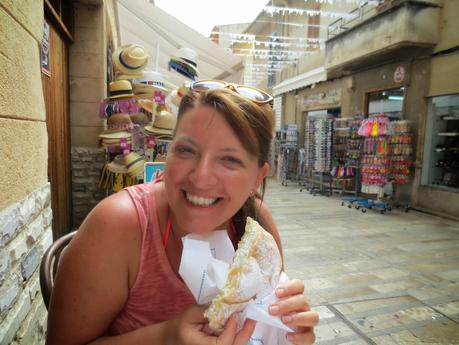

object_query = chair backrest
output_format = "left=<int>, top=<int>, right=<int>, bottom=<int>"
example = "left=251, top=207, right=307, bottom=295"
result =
left=40, top=230, right=77, bottom=309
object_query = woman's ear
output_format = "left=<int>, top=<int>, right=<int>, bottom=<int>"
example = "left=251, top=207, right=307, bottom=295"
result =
left=255, top=162, right=270, bottom=189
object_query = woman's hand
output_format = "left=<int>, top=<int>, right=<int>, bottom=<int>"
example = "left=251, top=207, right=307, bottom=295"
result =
left=166, top=305, right=256, bottom=345
left=268, top=279, right=319, bottom=344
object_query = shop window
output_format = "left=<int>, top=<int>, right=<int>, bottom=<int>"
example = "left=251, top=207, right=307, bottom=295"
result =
left=367, top=87, right=405, bottom=119
left=308, top=107, right=340, bottom=118
left=421, top=94, right=459, bottom=191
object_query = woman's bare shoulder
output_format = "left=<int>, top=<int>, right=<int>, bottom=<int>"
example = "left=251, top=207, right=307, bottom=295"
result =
left=46, top=190, right=142, bottom=343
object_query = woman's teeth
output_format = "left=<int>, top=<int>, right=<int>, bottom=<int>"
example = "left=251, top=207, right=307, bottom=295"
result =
left=186, top=193, right=218, bottom=206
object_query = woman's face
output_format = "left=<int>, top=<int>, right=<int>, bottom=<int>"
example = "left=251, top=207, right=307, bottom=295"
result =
left=164, top=105, right=269, bottom=235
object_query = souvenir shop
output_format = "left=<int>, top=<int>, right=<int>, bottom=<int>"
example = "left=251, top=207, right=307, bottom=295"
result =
left=97, top=44, right=198, bottom=193
left=277, top=66, right=418, bottom=213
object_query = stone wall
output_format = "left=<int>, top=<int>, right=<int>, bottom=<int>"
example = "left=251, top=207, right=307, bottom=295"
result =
left=71, top=147, right=107, bottom=228
left=0, top=1, right=51, bottom=343
left=0, top=184, right=53, bottom=345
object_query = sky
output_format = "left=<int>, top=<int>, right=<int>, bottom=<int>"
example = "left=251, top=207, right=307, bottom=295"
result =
left=154, top=0, right=269, bottom=37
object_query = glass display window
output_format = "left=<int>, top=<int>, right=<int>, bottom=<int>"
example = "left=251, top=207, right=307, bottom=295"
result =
left=308, top=107, right=340, bottom=118
left=367, top=87, right=405, bottom=119
left=421, top=94, right=459, bottom=191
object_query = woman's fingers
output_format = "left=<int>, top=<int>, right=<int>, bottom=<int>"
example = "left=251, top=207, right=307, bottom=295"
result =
left=217, top=315, right=256, bottom=345
left=281, top=311, right=319, bottom=327
left=233, top=319, right=256, bottom=345
left=276, top=279, right=305, bottom=298
left=217, top=314, right=238, bottom=344
left=286, top=328, right=316, bottom=345
left=269, top=294, right=310, bottom=316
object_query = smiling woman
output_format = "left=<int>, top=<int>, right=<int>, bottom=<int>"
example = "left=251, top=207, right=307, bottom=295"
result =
left=45, top=87, right=318, bottom=345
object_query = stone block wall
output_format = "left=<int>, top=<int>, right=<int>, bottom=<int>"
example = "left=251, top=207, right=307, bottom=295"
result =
left=0, top=184, right=53, bottom=345
left=71, top=147, right=107, bottom=227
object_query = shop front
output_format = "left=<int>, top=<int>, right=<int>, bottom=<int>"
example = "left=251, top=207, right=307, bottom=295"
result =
left=416, top=52, right=459, bottom=218
left=339, top=56, right=459, bottom=218
left=298, top=78, right=348, bottom=145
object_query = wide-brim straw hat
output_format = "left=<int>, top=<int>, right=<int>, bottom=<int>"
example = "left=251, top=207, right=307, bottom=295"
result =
left=107, top=113, right=133, bottom=129
left=137, top=99, right=154, bottom=114
left=106, top=155, right=127, bottom=174
left=144, top=110, right=176, bottom=136
left=99, top=129, right=132, bottom=139
left=124, top=152, right=145, bottom=178
left=130, top=112, right=150, bottom=125
left=169, top=57, right=199, bottom=77
left=170, top=48, right=199, bottom=75
left=112, top=44, right=148, bottom=76
left=106, top=80, right=134, bottom=100
left=115, top=71, right=144, bottom=81
left=132, top=70, right=169, bottom=95
left=99, top=130, right=132, bottom=147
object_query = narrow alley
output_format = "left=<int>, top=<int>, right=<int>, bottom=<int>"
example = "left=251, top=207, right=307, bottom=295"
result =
left=265, top=179, right=459, bottom=344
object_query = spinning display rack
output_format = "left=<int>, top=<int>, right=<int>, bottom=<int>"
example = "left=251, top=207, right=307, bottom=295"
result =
left=278, top=124, right=299, bottom=186
left=331, top=118, right=355, bottom=194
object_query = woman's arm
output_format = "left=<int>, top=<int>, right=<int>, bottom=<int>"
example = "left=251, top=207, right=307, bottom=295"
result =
left=45, top=190, right=164, bottom=344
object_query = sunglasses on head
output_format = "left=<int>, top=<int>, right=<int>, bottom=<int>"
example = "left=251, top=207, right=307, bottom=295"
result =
left=190, top=80, right=273, bottom=105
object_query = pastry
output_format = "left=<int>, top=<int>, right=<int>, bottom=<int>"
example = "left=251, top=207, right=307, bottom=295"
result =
left=204, top=216, right=282, bottom=331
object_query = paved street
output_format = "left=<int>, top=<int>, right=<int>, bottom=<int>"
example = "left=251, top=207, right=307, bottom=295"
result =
left=264, top=178, right=459, bottom=344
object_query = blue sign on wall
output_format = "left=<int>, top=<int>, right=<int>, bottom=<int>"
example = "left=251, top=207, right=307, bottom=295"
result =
left=144, top=162, right=165, bottom=183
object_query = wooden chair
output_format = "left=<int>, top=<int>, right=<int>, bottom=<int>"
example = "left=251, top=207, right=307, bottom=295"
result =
left=39, top=230, right=77, bottom=309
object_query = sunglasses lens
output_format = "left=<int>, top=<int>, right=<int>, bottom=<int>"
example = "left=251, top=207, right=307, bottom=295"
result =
left=236, top=86, right=271, bottom=103
left=191, top=80, right=226, bottom=92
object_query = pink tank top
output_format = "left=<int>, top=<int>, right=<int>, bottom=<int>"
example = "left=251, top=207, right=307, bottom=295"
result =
left=109, top=183, right=195, bottom=335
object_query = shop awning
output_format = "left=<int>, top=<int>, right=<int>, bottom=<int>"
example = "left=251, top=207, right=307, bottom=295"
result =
left=117, top=0, right=244, bottom=89
left=272, top=67, right=326, bottom=96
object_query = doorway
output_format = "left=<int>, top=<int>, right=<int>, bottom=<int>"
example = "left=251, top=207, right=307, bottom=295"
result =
left=41, top=15, right=73, bottom=239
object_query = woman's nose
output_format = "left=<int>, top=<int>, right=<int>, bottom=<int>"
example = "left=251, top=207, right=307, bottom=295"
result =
left=188, top=156, right=218, bottom=188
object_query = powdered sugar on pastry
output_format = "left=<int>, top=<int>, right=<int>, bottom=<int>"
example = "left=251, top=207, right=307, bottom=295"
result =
left=204, top=216, right=282, bottom=331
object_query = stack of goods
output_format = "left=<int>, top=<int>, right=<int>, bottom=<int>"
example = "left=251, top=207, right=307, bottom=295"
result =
left=358, top=115, right=390, bottom=194
left=387, top=120, right=413, bottom=184
left=283, top=123, right=298, bottom=145
left=279, top=124, right=299, bottom=185
left=331, top=118, right=353, bottom=178
left=304, top=118, right=315, bottom=171
left=313, top=118, right=333, bottom=172
left=345, top=118, right=363, bottom=169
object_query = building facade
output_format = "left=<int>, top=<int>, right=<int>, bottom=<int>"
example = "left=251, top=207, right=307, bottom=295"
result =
left=274, top=0, right=459, bottom=218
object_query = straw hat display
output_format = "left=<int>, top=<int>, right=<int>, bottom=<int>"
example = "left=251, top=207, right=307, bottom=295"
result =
left=144, top=110, right=177, bottom=139
left=169, top=47, right=199, bottom=80
left=98, top=42, right=181, bottom=191
left=112, top=44, right=148, bottom=79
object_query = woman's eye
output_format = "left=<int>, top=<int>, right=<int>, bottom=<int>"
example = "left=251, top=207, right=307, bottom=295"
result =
left=222, top=156, right=243, bottom=166
left=173, top=146, right=195, bottom=157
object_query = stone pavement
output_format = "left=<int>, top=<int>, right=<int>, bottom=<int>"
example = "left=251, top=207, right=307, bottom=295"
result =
left=264, top=178, right=459, bottom=345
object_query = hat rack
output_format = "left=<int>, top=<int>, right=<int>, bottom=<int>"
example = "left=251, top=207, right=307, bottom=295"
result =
left=97, top=43, right=180, bottom=194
